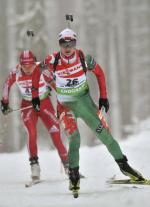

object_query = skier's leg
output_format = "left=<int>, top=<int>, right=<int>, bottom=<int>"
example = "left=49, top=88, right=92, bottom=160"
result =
left=39, top=98, right=68, bottom=163
left=21, top=109, right=38, bottom=158
left=58, top=103, right=80, bottom=169
left=67, top=94, right=144, bottom=180
left=84, top=95, right=144, bottom=179
left=21, top=102, right=40, bottom=179
left=58, top=103, right=80, bottom=187
left=65, top=94, right=123, bottom=160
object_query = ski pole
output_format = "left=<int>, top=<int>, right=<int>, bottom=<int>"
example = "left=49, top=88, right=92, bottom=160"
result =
left=9, top=105, right=33, bottom=113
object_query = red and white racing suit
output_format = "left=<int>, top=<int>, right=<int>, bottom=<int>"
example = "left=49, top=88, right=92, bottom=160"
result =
left=32, top=50, right=108, bottom=138
left=2, top=63, right=68, bottom=162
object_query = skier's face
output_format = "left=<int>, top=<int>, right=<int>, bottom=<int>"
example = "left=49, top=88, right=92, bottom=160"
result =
left=21, top=64, right=35, bottom=75
left=61, top=47, right=75, bottom=57
left=60, top=39, right=76, bottom=57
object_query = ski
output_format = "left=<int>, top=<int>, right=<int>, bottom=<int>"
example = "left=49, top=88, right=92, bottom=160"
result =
left=25, top=179, right=44, bottom=188
left=107, top=178, right=150, bottom=185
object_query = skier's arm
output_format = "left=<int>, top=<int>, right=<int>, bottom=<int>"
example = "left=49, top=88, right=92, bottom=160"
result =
left=31, top=66, right=41, bottom=98
left=85, top=55, right=109, bottom=112
left=92, top=64, right=107, bottom=99
left=1, top=69, right=16, bottom=115
left=31, top=63, right=55, bottom=112
left=85, top=54, right=107, bottom=98
left=32, top=60, right=55, bottom=98
left=1, top=69, right=16, bottom=103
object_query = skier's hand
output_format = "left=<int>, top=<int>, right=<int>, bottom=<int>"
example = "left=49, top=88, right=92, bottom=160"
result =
left=31, top=97, right=40, bottom=112
left=99, top=98, right=109, bottom=113
left=1, top=100, right=10, bottom=115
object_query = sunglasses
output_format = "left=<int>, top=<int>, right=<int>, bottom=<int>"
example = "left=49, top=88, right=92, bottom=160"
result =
left=59, top=39, right=76, bottom=48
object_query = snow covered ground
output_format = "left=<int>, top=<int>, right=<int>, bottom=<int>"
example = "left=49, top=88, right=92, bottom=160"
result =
left=0, top=120, right=150, bottom=207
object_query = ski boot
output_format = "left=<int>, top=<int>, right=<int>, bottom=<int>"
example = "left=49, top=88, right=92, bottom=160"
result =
left=62, top=160, right=85, bottom=178
left=116, top=155, right=145, bottom=181
left=69, top=167, right=80, bottom=198
left=30, top=156, right=41, bottom=181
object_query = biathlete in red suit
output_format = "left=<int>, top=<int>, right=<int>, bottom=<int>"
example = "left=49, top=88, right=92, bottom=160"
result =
left=1, top=50, right=68, bottom=180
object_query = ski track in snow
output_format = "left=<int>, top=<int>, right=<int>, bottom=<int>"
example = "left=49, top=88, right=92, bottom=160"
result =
left=0, top=129, right=150, bottom=207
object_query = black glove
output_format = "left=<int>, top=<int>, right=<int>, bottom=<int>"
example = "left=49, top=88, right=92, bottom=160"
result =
left=1, top=100, right=10, bottom=115
left=99, top=98, right=109, bottom=113
left=31, top=97, right=40, bottom=112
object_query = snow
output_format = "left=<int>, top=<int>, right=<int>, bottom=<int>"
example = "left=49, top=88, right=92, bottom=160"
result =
left=0, top=120, right=150, bottom=207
